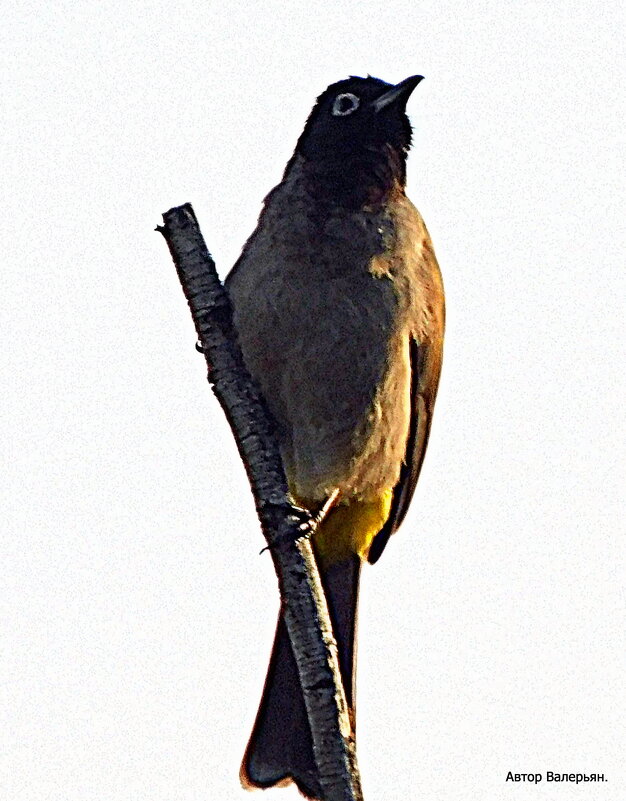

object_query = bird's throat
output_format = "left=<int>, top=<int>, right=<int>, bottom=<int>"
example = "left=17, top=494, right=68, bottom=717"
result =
left=303, top=146, right=406, bottom=210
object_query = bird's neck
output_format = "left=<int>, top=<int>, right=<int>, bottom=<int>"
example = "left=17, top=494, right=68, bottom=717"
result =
left=288, top=148, right=406, bottom=211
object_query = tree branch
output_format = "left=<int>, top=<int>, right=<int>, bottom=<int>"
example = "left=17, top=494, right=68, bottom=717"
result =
left=158, top=203, right=363, bottom=801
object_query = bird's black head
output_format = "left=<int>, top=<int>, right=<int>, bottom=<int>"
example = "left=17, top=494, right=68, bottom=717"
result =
left=293, top=75, right=422, bottom=205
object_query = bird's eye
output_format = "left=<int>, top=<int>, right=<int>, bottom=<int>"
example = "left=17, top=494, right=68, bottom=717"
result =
left=331, top=93, right=360, bottom=117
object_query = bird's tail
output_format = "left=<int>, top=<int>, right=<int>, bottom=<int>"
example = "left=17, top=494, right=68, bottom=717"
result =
left=240, top=553, right=361, bottom=800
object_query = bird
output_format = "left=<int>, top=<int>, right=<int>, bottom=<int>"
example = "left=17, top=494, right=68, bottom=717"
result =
left=225, top=74, right=445, bottom=799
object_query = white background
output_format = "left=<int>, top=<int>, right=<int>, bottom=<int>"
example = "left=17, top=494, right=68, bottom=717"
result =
left=1, top=1, right=624, bottom=800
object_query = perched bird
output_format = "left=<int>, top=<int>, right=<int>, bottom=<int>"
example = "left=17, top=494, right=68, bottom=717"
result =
left=225, top=74, right=445, bottom=799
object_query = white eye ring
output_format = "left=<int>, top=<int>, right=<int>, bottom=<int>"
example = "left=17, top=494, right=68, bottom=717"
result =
left=331, top=92, right=360, bottom=116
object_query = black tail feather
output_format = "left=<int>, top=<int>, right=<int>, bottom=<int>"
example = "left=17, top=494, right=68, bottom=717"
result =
left=241, top=554, right=361, bottom=799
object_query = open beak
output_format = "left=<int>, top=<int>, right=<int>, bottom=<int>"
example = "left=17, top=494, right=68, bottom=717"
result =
left=372, top=75, right=424, bottom=113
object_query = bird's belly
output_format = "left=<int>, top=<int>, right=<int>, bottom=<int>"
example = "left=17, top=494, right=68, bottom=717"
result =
left=233, top=270, right=410, bottom=503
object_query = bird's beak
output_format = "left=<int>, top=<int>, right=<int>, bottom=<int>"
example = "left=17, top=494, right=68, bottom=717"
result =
left=372, top=75, right=424, bottom=113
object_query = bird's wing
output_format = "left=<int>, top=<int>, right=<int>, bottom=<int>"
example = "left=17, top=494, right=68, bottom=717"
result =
left=367, top=331, right=442, bottom=564
left=367, top=201, right=445, bottom=564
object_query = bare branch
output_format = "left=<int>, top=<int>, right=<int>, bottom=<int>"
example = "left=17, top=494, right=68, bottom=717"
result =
left=158, top=203, right=363, bottom=801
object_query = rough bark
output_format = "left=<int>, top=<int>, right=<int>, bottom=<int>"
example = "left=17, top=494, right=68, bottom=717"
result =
left=158, top=203, right=363, bottom=801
